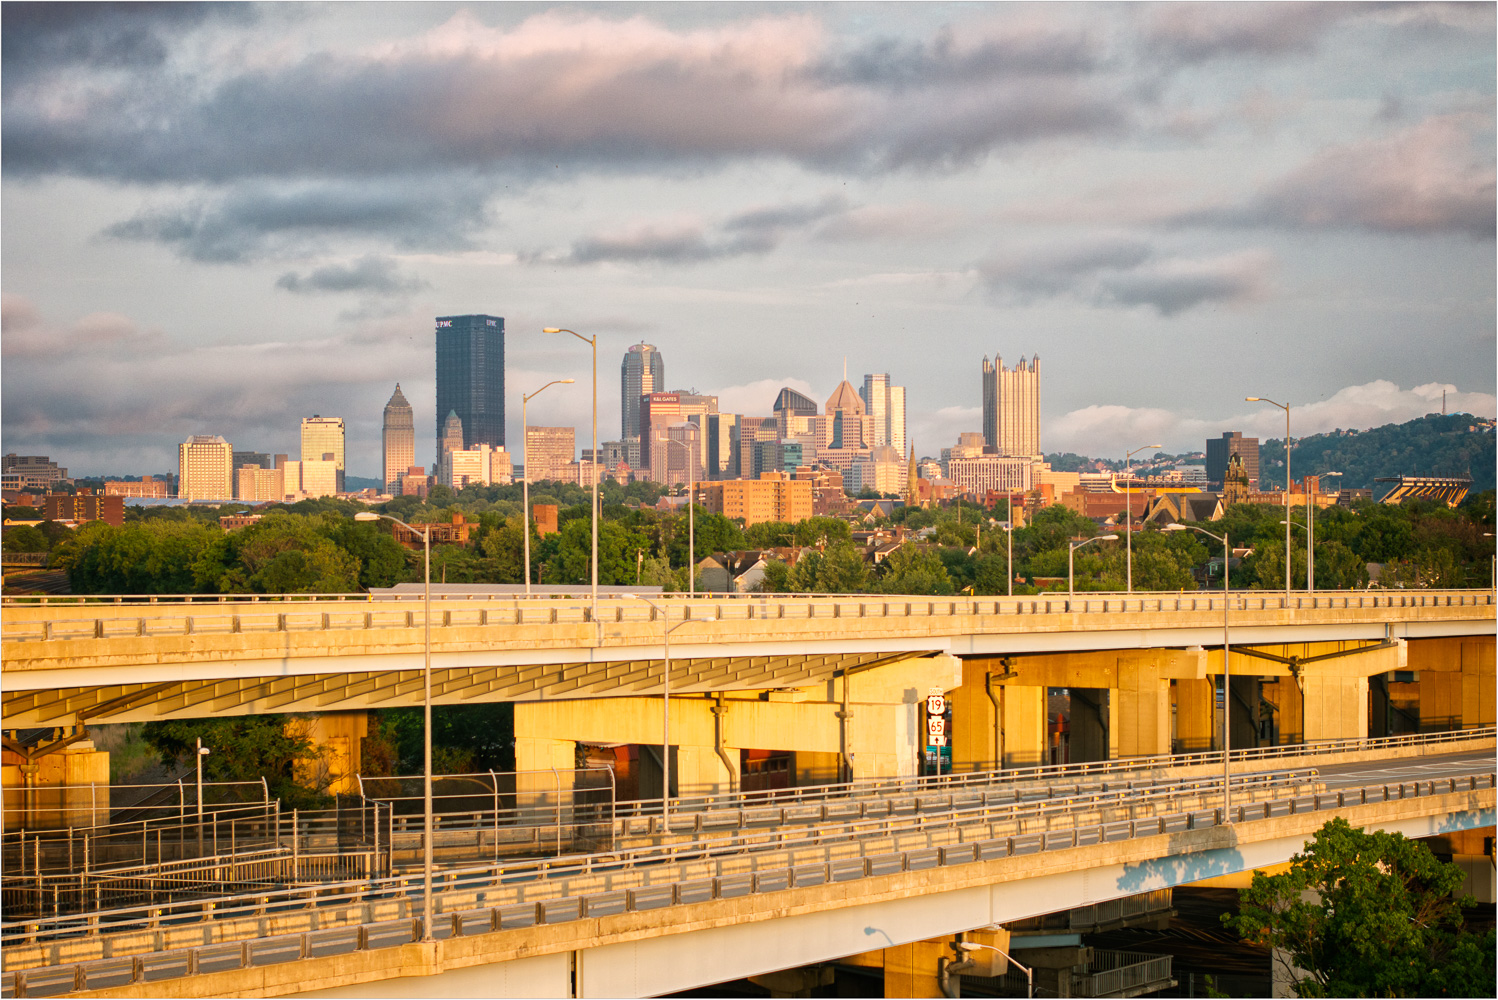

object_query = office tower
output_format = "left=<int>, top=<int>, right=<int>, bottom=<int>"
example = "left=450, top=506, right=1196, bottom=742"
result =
left=236, top=465, right=285, bottom=503
left=773, top=387, right=819, bottom=439
left=981, top=354, right=1041, bottom=457
left=861, top=373, right=909, bottom=454
left=526, top=426, right=576, bottom=483
left=300, top=415, right=346, bottom=493
left=178, top=435, right=233, bottom=500
left=813, top=378, right=874, bottom=476
left=435, top=314, right=505, bottom=457
left=2, top=454, right=68, bottom=488
left=638, top=391, right=713, bottom=474
left=1206, top=432, right=1261, bottom=490
left=620, top=342, right=666, bottom=444
left=382, top=384, right=415, bottom=493
left=703, top=412, right=739, bottom=480
left=232, top=451, right=271, bottom=473
left=650, top=421, right=702, bottom=487
left=438, top=410, right=464, bottom=486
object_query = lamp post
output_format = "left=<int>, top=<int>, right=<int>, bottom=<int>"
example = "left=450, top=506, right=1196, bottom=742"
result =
left=1247, top=397, right=1291, bottom=595
left=1068, top=534, right=1118, bottom=599
left=623, top=594, right=695, bottom=832
left=957, top=940, right=1033, bottom=998
left=1281, top=519, right=1312, bottom=591
left=195, top=738, right=210, bottom=855
left=1166, top=522, right=1231, bottom=819
left=665, top=433, right=696, bottom=597
left=354, top=510, right=434, bottom=939
left=521, top=379, right=575, bottom=597
left=1124, top=445, right=1162, bottom=593
left=1000, top=517, right=1015, bottom=598
left=543, top=329, right=600, bottom=622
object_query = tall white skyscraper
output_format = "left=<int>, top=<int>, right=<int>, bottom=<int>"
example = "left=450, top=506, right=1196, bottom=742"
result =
left=861, top=373, right=907, bottom=455
left=981, top=354, right=1041, bottom=458
left=382, top=384, right=414, bottom=494
left=301, top=415, right=346, bottom=493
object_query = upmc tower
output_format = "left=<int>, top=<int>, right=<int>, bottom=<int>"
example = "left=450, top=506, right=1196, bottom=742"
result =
left=435, top=314, right=505, bottom=456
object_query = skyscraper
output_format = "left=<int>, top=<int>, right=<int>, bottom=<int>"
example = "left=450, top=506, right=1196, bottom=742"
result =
left=620, top=342, right=665, bottom=445
left=981, top=354, right=1041, bottom=458
left=435, top=314, right=504, bottom=457
left=382, top=384, right=414, bottom=494
left=178, top=435, right=233, bottom=501
left=1206, top=432, right=1261, bottom=490
left=861, top=373, right=908, bottom=455
left=301, top=415, right=346, bottom=493
left=438, top=410, right=464, bottom=486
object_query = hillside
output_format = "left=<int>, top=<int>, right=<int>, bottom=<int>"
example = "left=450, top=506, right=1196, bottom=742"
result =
left=1258, top=413, right=1495, bottom=493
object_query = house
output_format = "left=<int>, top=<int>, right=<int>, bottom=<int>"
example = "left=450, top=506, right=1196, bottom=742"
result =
left=1145, top=492, right=1225, bottom=526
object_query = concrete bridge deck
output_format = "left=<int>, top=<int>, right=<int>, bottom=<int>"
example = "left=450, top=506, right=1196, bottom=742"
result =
left=3, top=589, right=1492, bottom=725
left=2, top=737, right=1492, bottom=999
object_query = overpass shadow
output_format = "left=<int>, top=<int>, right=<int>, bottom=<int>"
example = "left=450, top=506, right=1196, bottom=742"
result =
left=1115, top=829, right=1245, bottom=894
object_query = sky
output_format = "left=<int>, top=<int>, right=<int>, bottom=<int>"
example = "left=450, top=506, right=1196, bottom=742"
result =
left=2, top=1, right=1494, bottom=479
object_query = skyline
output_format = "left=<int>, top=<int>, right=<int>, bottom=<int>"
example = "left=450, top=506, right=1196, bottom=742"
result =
left=2, top=2, right=1495, bottom=477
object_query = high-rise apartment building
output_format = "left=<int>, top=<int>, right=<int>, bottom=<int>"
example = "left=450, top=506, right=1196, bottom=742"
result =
left=435, top=314, right=504, bottom=456
left=236, top=465, right=286, bottom=503
left=981, top=354, right=1041, bottom=458
left=525, top=426, right=576, bottom=483
left=382, top=384, right=414, bottom=493
left=300, top=415, right=345, bottom=493
left=44, top=492, right=125, bottom=527
left=1206, top=432, right=1260, bottom=490
left=699, top=472, right=813, bottom=526
left=620, top=342, right=665, bottom=444
left=860, top=374, right=908, bottom=455
left=178, top=435, right=233, bottom=500
left=948, top=456, right=1034, bottom=498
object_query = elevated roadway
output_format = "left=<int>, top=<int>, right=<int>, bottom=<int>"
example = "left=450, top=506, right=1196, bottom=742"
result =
left=2, top=735, right=1492, bottom=999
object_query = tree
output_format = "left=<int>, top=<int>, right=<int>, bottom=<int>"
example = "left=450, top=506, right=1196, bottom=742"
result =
left=1226, top=817, right=1495, bottom=997
left=878, top=546, right=954, bottom=595
left=142, top=715, right=329, bottom=809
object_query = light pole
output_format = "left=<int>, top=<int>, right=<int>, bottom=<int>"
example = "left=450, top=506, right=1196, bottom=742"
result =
left=623, top=594, right=695, bottom=831
left=1124, top=444, right=1162, bottom=593
left=1068, top=534, right=1118, bottom=599
left=354, top=510, right=434, bottom=939
left=665, top=433, right=696, bottom=597
left=1247, top=397, right=1291, bottom=596
left=521, top=379, right=575, bottom=597
left=1000, top=517, right=1015, bottom=598
left=1282, top=519, right=1310, bottom=591
left=957, top=940, right=1033, bottom=998
left=195, top=738, right=210, bottom=855
left=543, top=329, right=600, bottom=622
left=1166, top=522, right=1232, bottom=819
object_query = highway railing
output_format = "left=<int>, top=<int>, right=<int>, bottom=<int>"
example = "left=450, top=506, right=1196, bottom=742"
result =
left=5, top=768, right=1492, bottom=998
left=3, top=589, right=1492, bottom=643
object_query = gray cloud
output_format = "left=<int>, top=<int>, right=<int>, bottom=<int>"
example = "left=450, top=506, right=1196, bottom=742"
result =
left=556, top=195, right=851, bottom=265
left=3, top=11, right=1130, bottom=185
left=1176, top=114, right=1496, bottom=238
left=811, top=25, right=1100, bottom=88
left=978, top=239, right=1272, bottom=315
left=1140, top=2, right=1360, bottom=65
left=276, top=256, right=427, bottom=296
left=104, top=179, right=494, bottom=262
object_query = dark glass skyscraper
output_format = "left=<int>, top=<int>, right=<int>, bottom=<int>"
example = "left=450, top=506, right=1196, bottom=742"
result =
left=435, top=314, right=504, bottom=456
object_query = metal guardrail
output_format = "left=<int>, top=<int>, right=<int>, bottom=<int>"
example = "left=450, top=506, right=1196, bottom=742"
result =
left=1074, top=950, right=1175, bottom=998
left=4, top=769, right=1492, bottom=998
left=3, top=589, right=1492, bottom=642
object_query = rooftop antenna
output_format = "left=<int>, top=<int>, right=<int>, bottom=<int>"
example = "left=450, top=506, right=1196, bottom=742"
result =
left=1442, top=389, right=1447, bottom=414
left=843, top=357, right=848, bottom=383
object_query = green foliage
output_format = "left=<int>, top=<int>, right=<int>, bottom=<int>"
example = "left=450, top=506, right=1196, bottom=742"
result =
left=56, top=518, right=221, bottom=594
left=536, top=518, right=653, bottom=586
left=3, top=523, right=48, bottom=552
left=877, top=545, right=954, bottom=595
left=790, top=540, right=870, bottom=593
left=1226, top=817, right=1495, bottom=997
left=1258, top=413, right=1495, bottom=492
left=363, top=704, right=515, bottom=776
left=141, top=715, right=329, bottom=809
left=755, top=558, right=793, bottom=593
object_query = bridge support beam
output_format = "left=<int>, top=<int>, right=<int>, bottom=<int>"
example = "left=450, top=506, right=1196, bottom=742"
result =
left=0, top=728, right=109, bottom=832
left=290, top=712, right=368, bottom=796
left=1408, top=637, right=1495, bottom=731
left=1173, top=678, right=1215, bottom=753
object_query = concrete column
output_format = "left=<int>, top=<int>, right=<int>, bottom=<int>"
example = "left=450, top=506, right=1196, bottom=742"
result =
left=1070, top=688, right=1110, bottom=762
left=881, top=938, right=949, bottom=998
left=1115, top=659, right=1170, bottom=758
left=1408, top=637, right=1495, bottom=730
left=514, top=736, right=576, bottom=774
left=1301, top=675, right=1368, bottom=742
left=998, top=684, right=1047, bottom=768
left=950, top=659, right=1000, bottom=771
left=1261, top=677, right=1303, bottom=745
left=1228, top=676, right=1262, bottom=750
left=291, top=712, right=368, bottom=796
left=0, top=733, right=110, bottom=832
left=1173, top=678, right=1215, bottom=753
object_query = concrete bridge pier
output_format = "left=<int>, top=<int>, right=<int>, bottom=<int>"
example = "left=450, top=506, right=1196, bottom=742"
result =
left=290, top=712, right=368, bottom=796
left=1409, top=636, right=1496, bottom=731
left=1, top=727, right=110, bottom=832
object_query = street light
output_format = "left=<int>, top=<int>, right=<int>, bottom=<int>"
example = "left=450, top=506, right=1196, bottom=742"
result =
left=1281, top=519, right=1311, bottom=592
left=999, top=517, right=1015, bottom=598
left=1247, top=397, right=1292, bottom=596
left=664, top=433, right=697, bottom=598
left=957, top=940, right=1033, bottom=998
left=521, top=379, right=575, bottom=597
left=1124, top=444, right=1162, bottom=593
left=1068, top=534, right=1118, bottom=599
left=354, top=510, right=434, bottom=940
left=1166, top=522, right=1232, bottom=820
left=624, top=594, right=696, bottom=832
left=543, top=329, right=600, bottom=623
left=195, top=738, right=210, bottom=855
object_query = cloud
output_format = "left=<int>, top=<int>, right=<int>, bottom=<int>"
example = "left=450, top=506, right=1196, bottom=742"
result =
left=3, top=10, right=1130, bottom=185
left=552, top=196, right=849, bottom=265
left=104, top=178, right=494, bottom=262
left=276, top=255, right=426, bottom=296
left=1176, top=114, right=1496, bottom=238
left=814, top=202, right=968, bottom=241
left=1045, top=380, right=1498, bottom=456
left=1, top=294, right=165, bottom=359
left=714, top=378, right=818, bottom=418
left=1140, top=3, right=1359, bottom=66
left=977, top=238, right=1271, bottom=315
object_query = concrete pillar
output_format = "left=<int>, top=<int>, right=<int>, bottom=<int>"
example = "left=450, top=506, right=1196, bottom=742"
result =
left=1408, top=637, right=1495, bottom=730
left=1229, top=676, right=1262, bottom=750
left=1301, top=675, right=1368, bottom=742
left=291, top=712, right=368, bottom=796
left=881, top=938, right=949, bottom=998
left=997, top=684, right=1047, bottom=768
left=951, top=659, right=1000, bottom=771
left=1115, top=659, right=1170, bottom=758
left=1, top=732, right=110, bottom=832
left=1262, top=677, right=1303, bottom=745
left=514, top=736, right=577, bottom=774
left=1173, top=678, right=1215, bottom=753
